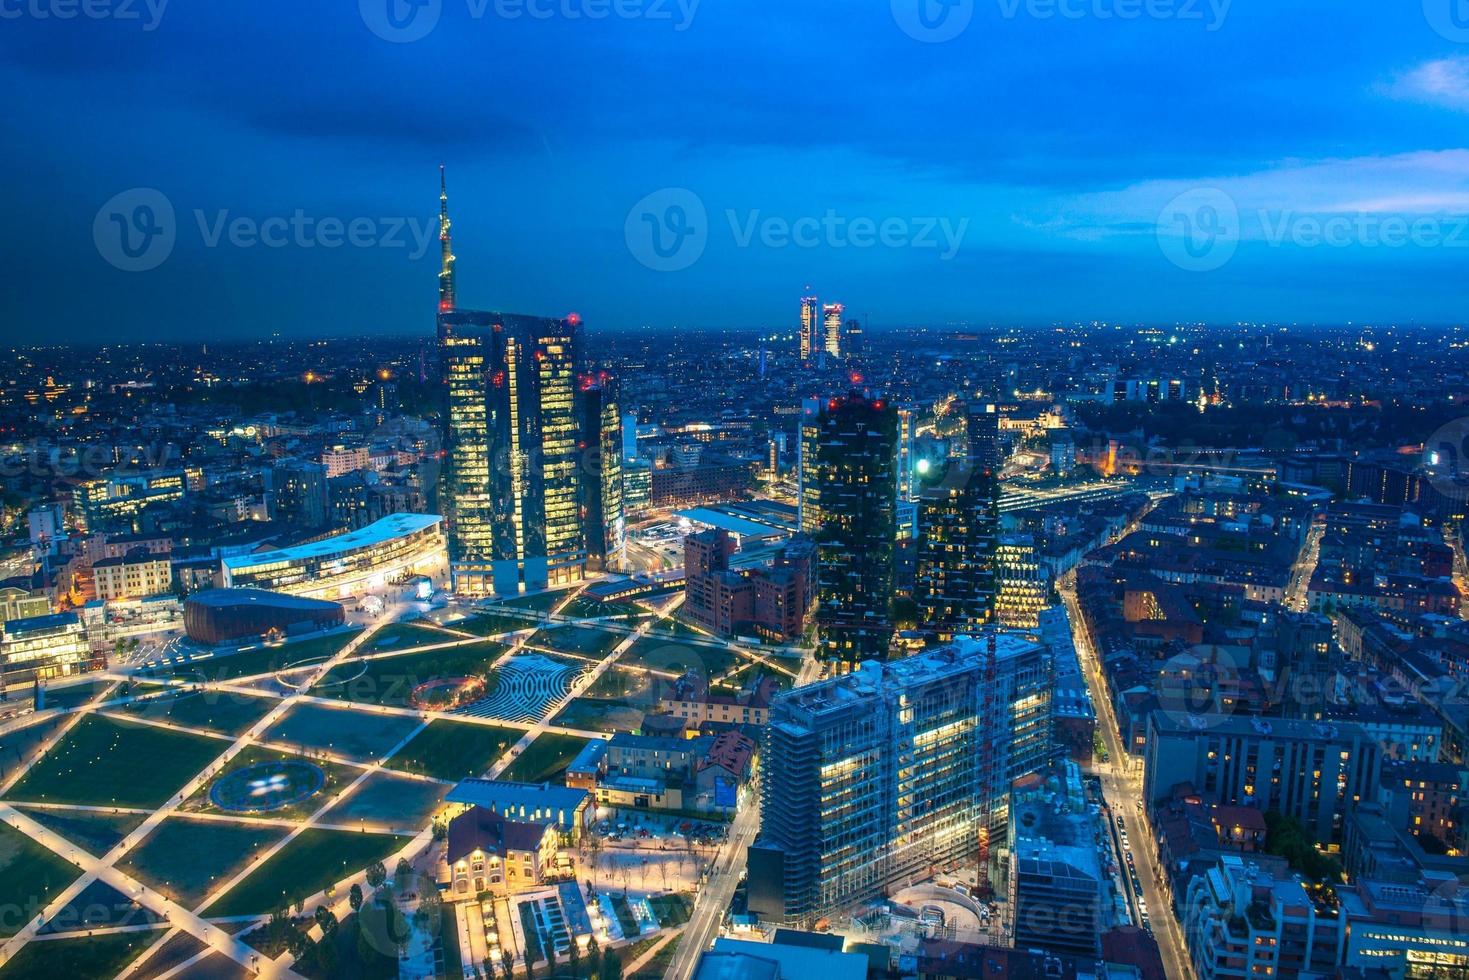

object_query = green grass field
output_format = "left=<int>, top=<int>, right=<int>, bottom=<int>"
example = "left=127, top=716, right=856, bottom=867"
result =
left=0, top=821, right=79, bottom=938
left=619, top=638, right=741, bottom=677
left=311, top=642, right=506, bottom=706
left=0, top=929, right=157, bottom=978
left=117, top=688, right=277, bottom=736
left=450, top=611, right=541, bottom=637
left=118, top=817, right=288, bottom=909
left=205, top=828, right=408, bottom=916
left=13, top=807, right=147, bottom=857
left=532, top=626, right=626, bottom=657
left=359, top=622, right=461, bottom=655
left=156, top=630, right=362, bottom=682
left=183, top=745, right=349, bottom=822
left=321, top=771, right=449, bottom=828
left=36, top=679, right=123, bottom=711
left=384, top=720, right=520, bottom=781
left=551, top=698, right=645, bottom=735
left=4, top=715, right=223, bottom=808
left=499, top=591, right=571, bottom=612
left=500, top=732, right=591, bottom=784
left=264, top=701, right=422, bottom=761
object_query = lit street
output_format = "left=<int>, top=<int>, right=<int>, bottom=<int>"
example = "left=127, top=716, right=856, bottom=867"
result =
left=1058, top=573, right=1193, bottom=980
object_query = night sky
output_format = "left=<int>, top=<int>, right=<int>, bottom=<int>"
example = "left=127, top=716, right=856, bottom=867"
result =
left=3, top=1, right=1468, bottom=342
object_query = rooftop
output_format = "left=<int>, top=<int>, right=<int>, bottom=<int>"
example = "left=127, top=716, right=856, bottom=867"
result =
left=222, top=512, right=442, bottom=570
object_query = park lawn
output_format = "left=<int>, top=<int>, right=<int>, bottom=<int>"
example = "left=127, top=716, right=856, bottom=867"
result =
left=0, top=928, right=158, bottom=978
left=14, top=806, right=148, bottom=856
left=450, top=611, right=540, bottom=637
left=384, top=720, right=520, bottom=781
left=499, top=590, right=572, bottom=612
left=320, top=771, right=449, bottom=829
left=647, top=893, right=694, bottom=927
left=264, top=701, right=422, bottom=762
left=581, top=666, right=649, bottom=700
left=311, top=642, right=506, bottom=706
left=205, top=828, right=408, bottom=917
left=38, top=877, right=162, bottom=934
left=0, top=821, right=80, bottom=937
left=36, top=679, right=124, bottom=711
left=181, top=745, right=355, bottom=823
left=551, top=698, right=644, bottom=735
left=4, top=714, right=224, bottom=809
left=532, top=626, right=626, bottom=657
left=619, top=638, right=741, bottom=677
left=559, top=597, right=645, bottom=620
left=155, top=630, right=362, bottom=683
left=0, top=717, right=70, bottom=781
left=118, top=817, right=288, bottom=910
left=359, top=621, right=462, bottom=655
left=500, top=732, right=591, bottom=784
left=115, top=688, right=278, bottom=737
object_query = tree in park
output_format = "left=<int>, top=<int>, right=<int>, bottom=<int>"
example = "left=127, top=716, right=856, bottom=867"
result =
left=601, top=948, right=622, bottom=980
left=567, top=936, right=581, bottom=978
left=545, top=940, right=558, bottom=980
left=366, top=859, right=388, bottom=890
left=500, top=948, right=516, bottom=980
left=314, top=905, right=338, bottom=936
left=349, top=883, right=364, bottom=914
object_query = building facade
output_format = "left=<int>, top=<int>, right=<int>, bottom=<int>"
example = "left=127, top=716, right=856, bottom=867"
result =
left=748, top=633, right=1053, bottom=924
left=221, top=512, right=447, bottom=600
left=813, top=393, right=898, bottom=665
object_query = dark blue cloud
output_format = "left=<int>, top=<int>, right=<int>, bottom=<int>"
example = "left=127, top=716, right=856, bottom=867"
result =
left=1, top=0, right=1467, bottom=342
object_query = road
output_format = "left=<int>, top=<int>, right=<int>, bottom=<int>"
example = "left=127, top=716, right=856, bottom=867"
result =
left=664, top=786, right=762, bottom=980
left=1058, top=574, right=1193, bottom=980
left=1446, top=526, right=1469, bottom=620
left=1285, top=522, right=1324, bottom=612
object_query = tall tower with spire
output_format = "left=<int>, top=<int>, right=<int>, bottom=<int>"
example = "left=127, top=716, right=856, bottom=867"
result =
left=438, top=165, right=456, bottom=313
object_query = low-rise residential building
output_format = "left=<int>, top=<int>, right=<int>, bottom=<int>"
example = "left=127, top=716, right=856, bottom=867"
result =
left=441, top=805, right=567, bottom=900
left=91, top=548, right=173, bottom=601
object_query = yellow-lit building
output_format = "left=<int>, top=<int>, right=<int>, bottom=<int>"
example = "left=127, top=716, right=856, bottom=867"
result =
left=221, top=513, right=447, bottom=600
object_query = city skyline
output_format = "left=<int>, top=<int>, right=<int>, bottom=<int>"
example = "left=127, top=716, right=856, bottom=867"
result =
left=4, top=3, right=1469, bottom=342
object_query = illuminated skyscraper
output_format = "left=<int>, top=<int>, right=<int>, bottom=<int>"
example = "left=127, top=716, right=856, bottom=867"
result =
left=438, top=165, right=456, bottom=314
left=813, top=392, right=898, bottom=665
left=798, top=397, right=822, bottom=534
left=842, top=317, right=864, bottom=360
left=580, top=374, right=625, bottom=572
left=440, top=310, right=588, bottom=595
left=915, top=403, right=999, bottom=640
left=799, top=293, right=819, bottom=362
left=895, top=405, right=918, bottom=503
left=822, top=303, right=844, bottom=358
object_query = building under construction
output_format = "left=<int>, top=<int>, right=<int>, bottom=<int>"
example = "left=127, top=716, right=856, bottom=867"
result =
left=746, top=632, right=1053, bottom=925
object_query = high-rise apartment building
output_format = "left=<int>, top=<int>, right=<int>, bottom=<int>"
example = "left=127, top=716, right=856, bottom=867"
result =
left=799, top=294, right=819, bottom=362
left=581, top=375, right=625, bottom=573
left=842, top=317, right=864, bottom=360
left=915, top=404, right=999, bottom=641
left=995, top=533, right=1050, bottom=628
left=798, top=397, right=822, bottom=535
left=747, top=633, right=1053, bottom=924
left=812, top=392, right=898, bottom=665
left=823, top=302, right=844, bottom=358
